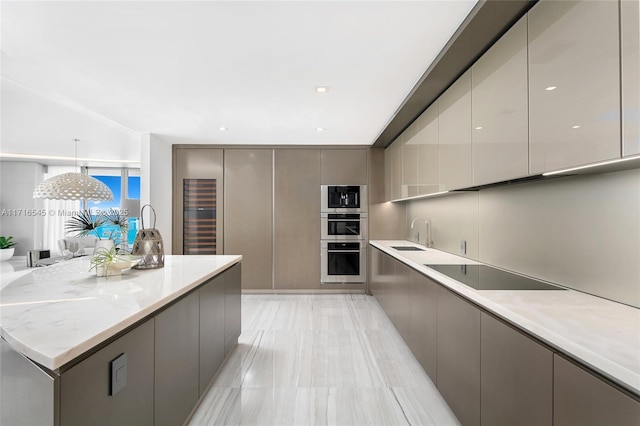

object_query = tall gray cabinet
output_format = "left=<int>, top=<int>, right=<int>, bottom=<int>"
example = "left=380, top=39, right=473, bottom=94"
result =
left=173, top=148, right=224, bottom=254
left=224, top=149, right=273, bottom=290
left=274, top=149, right=321, bottom=290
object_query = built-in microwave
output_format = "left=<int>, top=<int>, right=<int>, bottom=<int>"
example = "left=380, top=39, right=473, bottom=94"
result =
left=321, top=185, right=367, bottom=213
left=321, top=213, right=368, bottom=240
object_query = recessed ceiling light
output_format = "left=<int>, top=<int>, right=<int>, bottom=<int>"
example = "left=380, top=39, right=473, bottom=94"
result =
left=475, top=126, right=483, bottom=130
left=218, top=126, right=227, bottom=131
left=316, top=127, right=325, bottom=132
left=545, top=86, right=557, bottom=91
left=572, top=125, right=581, bottom=129
left=315, top=86, right=329, bottom=93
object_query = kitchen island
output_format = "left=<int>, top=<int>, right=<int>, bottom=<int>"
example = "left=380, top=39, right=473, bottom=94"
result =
left=370, top=240, right=640, bottom=426
left=0, top=255, right=242, bottom=426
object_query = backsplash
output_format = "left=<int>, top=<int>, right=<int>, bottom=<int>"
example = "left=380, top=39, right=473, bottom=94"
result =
left=406, top=168, right=640, bottom=308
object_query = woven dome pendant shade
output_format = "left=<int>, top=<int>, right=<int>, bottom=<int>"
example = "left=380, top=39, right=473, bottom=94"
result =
left=33, top=172, right=114, bottom=201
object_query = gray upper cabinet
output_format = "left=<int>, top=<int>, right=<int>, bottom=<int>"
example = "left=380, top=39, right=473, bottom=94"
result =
left=554, top=355, right=640, bottom=426
left=439, top=69, right=472, bottom=190
left=224, top=149, right=273, bottom=290
left=622, top=0, right=640, bottom=157
left=274, top=149, right=321, bottom=289
left=472, top=15, right=529, bottom=186
left=416, top=101, right=440, bottom=195
left=320, top=149, right=367, bottom=184
left=528, top=0, right=621, bottom=174
left=384, top=138, right=403, bottom=201
left=402, top=123, right=419, bottom=198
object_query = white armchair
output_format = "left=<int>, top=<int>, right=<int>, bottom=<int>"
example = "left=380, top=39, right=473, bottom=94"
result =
left=57, top=236, right=98, bottom=257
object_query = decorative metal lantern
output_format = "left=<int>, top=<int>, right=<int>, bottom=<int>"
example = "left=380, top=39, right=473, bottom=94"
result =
left=132, top=204, right=164, bottom=269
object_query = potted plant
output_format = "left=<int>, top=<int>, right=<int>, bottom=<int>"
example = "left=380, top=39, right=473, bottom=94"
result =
left=89, top=245, right=140, bottom=277
left=66, top=209, right=129, bottom=253
left=102, top=209, right=129, bottom=244
left=0, top=236, right=17, bottom=262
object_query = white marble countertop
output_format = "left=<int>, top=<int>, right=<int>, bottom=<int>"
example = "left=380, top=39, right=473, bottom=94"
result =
left=0, top=255, right=242, bottom=371
left=370, top=240, right=640, bottom=396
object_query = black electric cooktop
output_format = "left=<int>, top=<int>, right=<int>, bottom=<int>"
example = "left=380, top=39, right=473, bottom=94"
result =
left=424, top=264, right=565, bottom=291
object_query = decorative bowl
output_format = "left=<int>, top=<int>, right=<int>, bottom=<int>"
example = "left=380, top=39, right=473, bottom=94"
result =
left=0, top=248, right=15, bottom=262
left=95, top=255, right=142, bottom=277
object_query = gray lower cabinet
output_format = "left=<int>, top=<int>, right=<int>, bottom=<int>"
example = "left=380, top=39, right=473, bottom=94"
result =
left=554, top=355, right=640, bottom=426
left=60, top=319, right=155, bottom=426
left=1, top=265, right=241, bottom=426
left=436, top=286, right=481, bottom=426
left=154, top=291, right=200, bottom=426
left=369, top=247, right=384, bottom=298
left=224, top=264, right=242, bottom=357
left=199, top=275, right=226, bottom=396
left=1, top=339, right=56, bottom=426
left=408, top=269, right=437, bottom=382
left=380, top=251, right=397, bottom=322
left=480, top=312, right=553, bottom=426
left=372, top=250, right=639, bottom=426
left=393, top=260, right=412, bottom=343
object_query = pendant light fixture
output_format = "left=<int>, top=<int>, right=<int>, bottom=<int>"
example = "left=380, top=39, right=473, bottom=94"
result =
left=33, top=139, right=114, bottom=201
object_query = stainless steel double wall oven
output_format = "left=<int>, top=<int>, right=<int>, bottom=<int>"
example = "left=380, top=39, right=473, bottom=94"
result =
left=320, top=185, right=367, bottom=284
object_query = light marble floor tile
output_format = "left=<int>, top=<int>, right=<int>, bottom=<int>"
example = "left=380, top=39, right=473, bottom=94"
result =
left=189, top=294, right=458, bottom=426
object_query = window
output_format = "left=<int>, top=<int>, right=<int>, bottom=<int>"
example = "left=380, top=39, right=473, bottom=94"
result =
left=87, top=168, right=140, bottom=247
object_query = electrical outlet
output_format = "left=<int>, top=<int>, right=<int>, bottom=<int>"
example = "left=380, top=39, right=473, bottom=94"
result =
left=460, top=240, right=467, bottom=255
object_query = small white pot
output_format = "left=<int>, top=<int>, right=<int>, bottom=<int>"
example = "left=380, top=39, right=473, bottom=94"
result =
left=93, top=239, right=115, bottom=254
left=0, top=248, right=15, bottom=262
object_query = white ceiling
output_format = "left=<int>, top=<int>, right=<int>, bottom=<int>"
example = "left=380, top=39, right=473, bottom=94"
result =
left=1, top=0, right=476, bottom=152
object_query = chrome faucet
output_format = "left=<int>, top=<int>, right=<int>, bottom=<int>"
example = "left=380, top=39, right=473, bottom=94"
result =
left=410, top=217, right=432, bottom=248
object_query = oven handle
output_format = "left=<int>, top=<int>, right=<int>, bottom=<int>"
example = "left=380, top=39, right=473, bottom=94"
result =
left=327, top=249, right=361, bottom=253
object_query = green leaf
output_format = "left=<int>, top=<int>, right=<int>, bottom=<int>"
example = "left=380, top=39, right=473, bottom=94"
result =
left=65, top=210, right=105, bottom=238
left=0, top=236, right=16, bottom=249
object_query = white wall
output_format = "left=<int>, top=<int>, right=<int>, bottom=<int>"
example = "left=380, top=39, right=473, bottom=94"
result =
left=1, top=78, right=140, bottom=164
left=406, top=192, right=479, bottom=259
left=406, top=169, right=640, bottom=308
left=0, top=162, right=45, bottom=255
left=140, top=134, right=173, bottom=254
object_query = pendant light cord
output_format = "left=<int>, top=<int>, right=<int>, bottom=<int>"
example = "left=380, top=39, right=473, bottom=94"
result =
left=73, top=138, right=79, bottom=172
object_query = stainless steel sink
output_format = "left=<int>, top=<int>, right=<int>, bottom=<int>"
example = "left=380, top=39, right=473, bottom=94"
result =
left=391, top=246, right=425, bottom=251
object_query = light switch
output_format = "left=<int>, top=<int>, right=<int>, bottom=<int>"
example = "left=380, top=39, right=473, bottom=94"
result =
left=110, top=353, right=127, bottom=396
